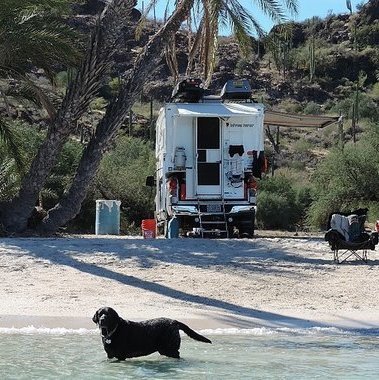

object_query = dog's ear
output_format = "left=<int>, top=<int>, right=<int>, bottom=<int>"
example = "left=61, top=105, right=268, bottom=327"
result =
left=109, top=307, right=119, bottom=320
left=92, top=310, right=99, bottom=324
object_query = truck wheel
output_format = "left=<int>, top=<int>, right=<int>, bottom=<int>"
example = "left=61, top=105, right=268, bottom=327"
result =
left=239, top=222, right=255, bottom=238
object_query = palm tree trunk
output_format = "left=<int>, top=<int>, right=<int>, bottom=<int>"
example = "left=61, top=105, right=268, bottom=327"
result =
left=41, top=0, right=195, bottom=232
left=0, top=0, right=135, bottom=232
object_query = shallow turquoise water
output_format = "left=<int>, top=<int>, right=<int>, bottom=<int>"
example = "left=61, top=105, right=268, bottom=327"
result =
left=0, top=327, right=378, bottom=379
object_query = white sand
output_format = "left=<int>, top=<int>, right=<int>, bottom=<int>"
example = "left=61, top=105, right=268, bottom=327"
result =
left=1, top=234, right=378, bottom=330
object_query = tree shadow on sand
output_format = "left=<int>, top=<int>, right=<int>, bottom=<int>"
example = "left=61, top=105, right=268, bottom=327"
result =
left=3, top=236, right=376, bottom=328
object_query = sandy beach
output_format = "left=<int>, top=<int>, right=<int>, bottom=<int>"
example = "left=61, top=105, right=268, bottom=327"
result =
left=1, top=234, right=378, bottom=331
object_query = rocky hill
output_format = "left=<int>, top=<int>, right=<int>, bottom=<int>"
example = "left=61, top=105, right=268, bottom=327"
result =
left=75, top=0, right=376, bottom=173
left=134, top=2, right=378, bottom=103
left=67, top=1, right=379, bottom=105
left=3, top=0, right=379, bottom=173
left=6, top=0, right=378, bottom=116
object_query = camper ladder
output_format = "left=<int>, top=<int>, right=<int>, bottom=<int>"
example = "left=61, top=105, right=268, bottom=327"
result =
left=196, top=199, right=229, bottom=238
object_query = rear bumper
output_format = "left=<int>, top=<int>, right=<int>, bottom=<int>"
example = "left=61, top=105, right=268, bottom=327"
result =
left=169, top=204, right=256, bottom=230
left=170, top=204, right=256, bottom=216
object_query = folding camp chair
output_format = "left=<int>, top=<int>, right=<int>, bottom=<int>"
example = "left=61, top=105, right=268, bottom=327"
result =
left=325, top=211, right=378, bottom=264
left=325, top=229, right=377, bottom=263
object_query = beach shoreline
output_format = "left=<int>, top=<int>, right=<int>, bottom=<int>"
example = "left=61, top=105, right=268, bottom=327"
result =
left=1, top=235, right=378, bottom=331
left=1, top=310, right=379, bottom=331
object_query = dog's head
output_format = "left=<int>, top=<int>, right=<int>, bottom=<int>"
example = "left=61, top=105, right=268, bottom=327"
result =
left=92, top=307, right=120, bottom=337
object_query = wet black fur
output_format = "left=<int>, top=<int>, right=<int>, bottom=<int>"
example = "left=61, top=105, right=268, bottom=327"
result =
left=92, top=307, right=211, bottom=360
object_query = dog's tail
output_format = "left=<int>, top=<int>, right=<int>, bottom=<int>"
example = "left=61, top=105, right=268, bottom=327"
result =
left=177, top=322, right=212, bottom=344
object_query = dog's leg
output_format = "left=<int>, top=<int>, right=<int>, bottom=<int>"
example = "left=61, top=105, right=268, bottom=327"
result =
left=159, top=349, right=180, bottom=359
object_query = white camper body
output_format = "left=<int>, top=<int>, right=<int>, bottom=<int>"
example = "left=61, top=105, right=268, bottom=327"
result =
left=153, top=83, right=265, bottom=237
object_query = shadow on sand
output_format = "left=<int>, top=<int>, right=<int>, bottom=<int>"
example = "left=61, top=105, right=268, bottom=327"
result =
left=3, top=236, right=377, bottom=328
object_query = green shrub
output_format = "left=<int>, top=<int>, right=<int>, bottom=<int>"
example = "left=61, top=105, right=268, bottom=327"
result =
left=364, top=122, right=379, bottom=150
left=330, top=97, right=353, bottom=118
left=295, top=185, right=313, bottom=228
left=278, top=99, right=303, bottom=113
left=92, top=134, right=156, bottom=232
left=285, top=160, right=306, bottom=171
left=256, top=192, right=295, bottom=229
left=357, top=94, right=379, bottom=121
left=356, top=23, right=379, bottom=47
left=330, top=92, right=379, bottom=122
left=108, top=77, right=121, bottom=96
left=369, top=82, right=379, bottom=101
left=303, top=101, right=321, bottom=115
left=307, top=136, right=379, bottom=228
left=90, top=97, right=108, bottom=111
left=257, top=175, right=302, bottom=230
left=293, top=138, right=313, bottom=154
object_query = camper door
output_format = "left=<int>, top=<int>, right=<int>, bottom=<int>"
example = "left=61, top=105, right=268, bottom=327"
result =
left=196, top=117, right=221, bottom=196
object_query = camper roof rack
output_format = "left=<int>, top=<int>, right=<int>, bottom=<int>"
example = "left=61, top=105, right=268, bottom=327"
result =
left=171, top=78, right=204, bottom=103
left=221, top=79, right=252, bottom=101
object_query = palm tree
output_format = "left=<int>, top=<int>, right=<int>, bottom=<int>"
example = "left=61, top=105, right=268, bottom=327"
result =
left=40, top=0, right=298, bottom=232
left=0, top=0, right=136, bottom=232
left=0, top=0, right=79, bottom=204
left=40, top=0, right=197, bottom=232
left=1, top=0, right=297, bottom=233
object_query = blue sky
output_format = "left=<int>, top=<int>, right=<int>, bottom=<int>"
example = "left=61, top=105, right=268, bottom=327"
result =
left=136, top=0, right=368, bottom=34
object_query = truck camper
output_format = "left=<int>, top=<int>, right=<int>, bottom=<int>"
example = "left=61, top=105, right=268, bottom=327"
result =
left=146, top=79, right=266, bottom=238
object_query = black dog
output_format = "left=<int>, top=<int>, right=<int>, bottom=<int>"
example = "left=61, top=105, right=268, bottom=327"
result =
left=92, top=307, right=211, bottom=359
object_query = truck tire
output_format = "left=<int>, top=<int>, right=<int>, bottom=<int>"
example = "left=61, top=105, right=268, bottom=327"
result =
left=239, top=221, right=255, bottom=238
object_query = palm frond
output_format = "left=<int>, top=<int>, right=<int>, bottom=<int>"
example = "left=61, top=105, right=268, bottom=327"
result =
left=186, top=18, right=205, bottom=76
left=39, top=187, right=60, bottom=204
left=0, top=1, right=81, bottom=77
left=283, top=0, right=298, bottom=15
left=221, top=0, right=266, bottom=38
left=251, top=0, right=297, bottom=24
left=165, top=36, right=180, bottom=82
left=0, top=157, right=20, bottom=201
left=0, top=118, right=24, bottom=173
left=201, top=1, right=219, bottom=86
left=61, top=0, right=136, bottom=122
left=5, top=75, right=57, bottom=120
